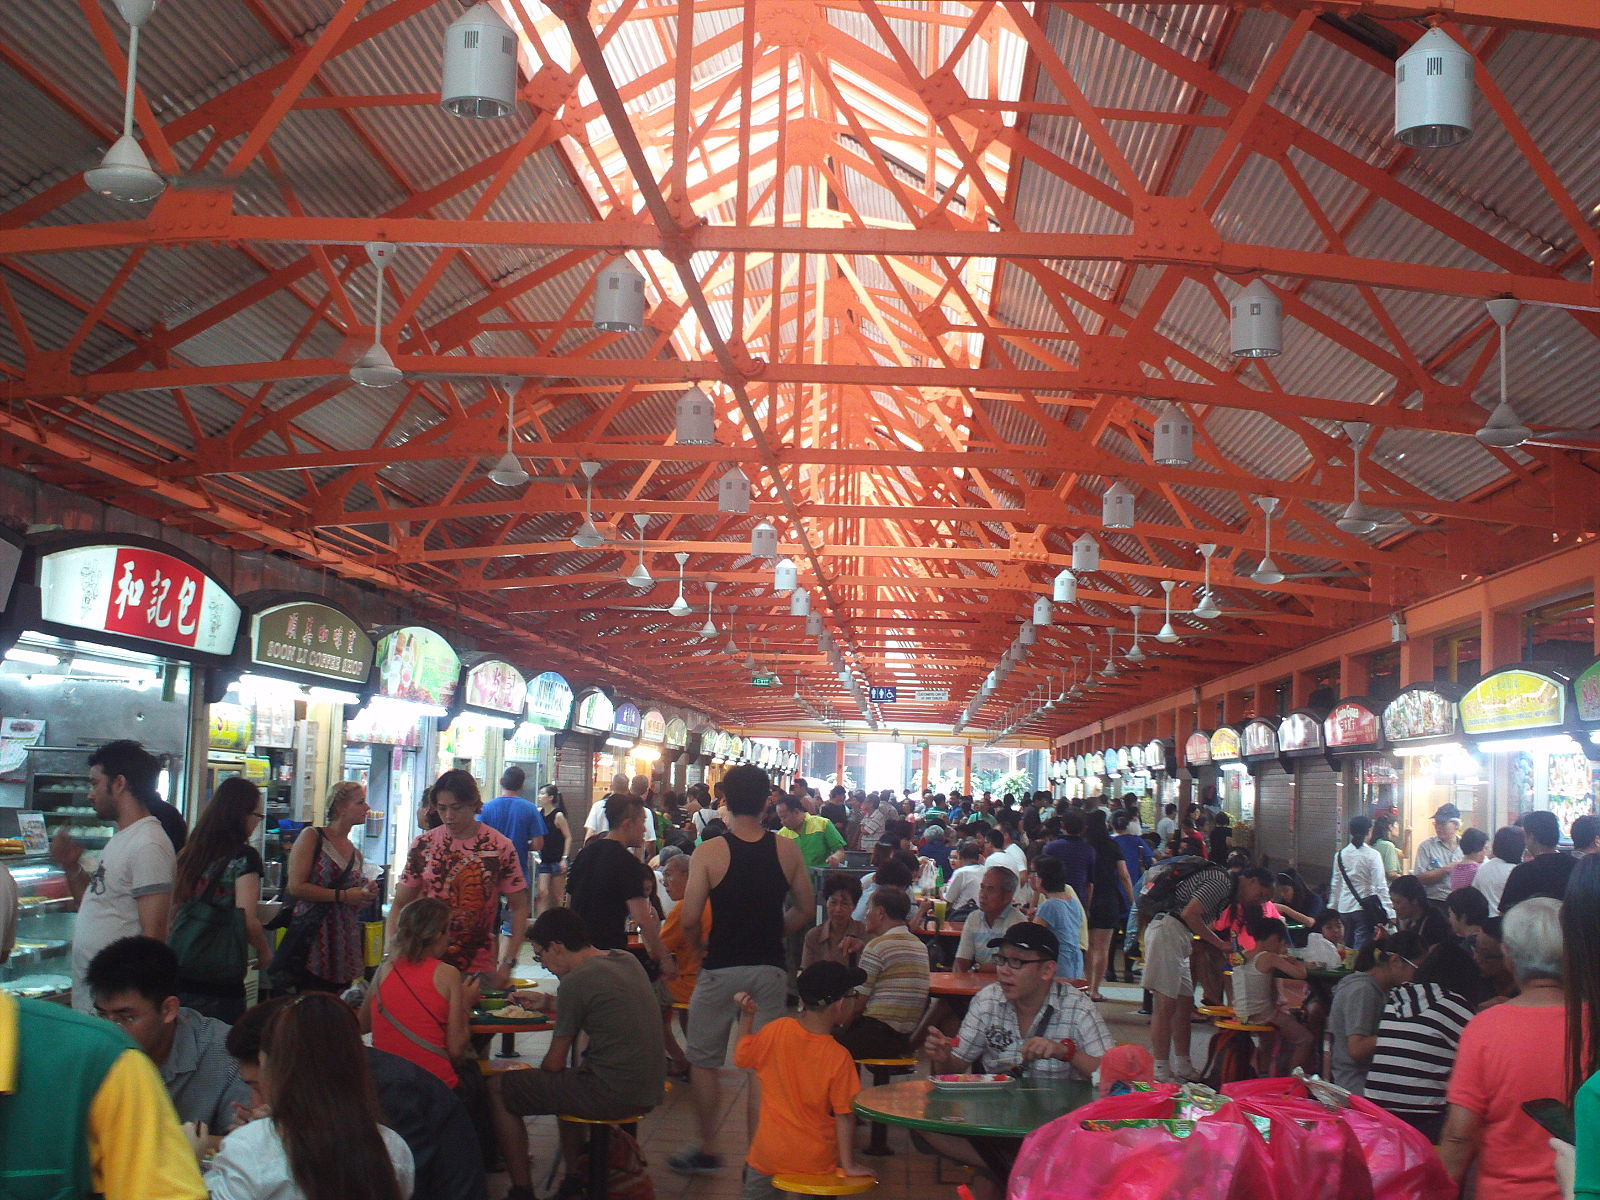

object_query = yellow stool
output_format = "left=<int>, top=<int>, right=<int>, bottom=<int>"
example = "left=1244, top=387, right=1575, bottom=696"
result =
left=1209, top=1019, right=1279, bottom=1083
left=1213, top=1019, right=1275, bottom=1033
left=1196, top=1005, right=1235, bottom=1020
left=854, top=1057, right=917, bottom=1157
left=772, top=1172, right=877, bottom=1198
left=558, top=1113, right=648, bottom=1200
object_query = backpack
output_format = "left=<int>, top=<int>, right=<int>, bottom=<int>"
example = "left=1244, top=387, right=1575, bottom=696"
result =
left=1135, top=855, right=1225, bottom=918
left=574, top=1125, right=653, bottom=1200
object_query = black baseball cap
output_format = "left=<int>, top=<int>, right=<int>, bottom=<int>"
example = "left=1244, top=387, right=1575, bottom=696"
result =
left=1431, top=804, right=1462, bottom=822
left=797, top=961, right=868, bottom=1007
left=987, top=923, right=1060, bottom=960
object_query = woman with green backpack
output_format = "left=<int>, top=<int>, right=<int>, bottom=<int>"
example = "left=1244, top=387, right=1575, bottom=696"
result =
left=169, top=777, right=273, bottom=1021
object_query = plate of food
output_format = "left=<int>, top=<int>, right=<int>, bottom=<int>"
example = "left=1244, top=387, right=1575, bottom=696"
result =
left=473, top=1003, right=550, bottom=1024
left=931, top=1074, right=1016, bottom=1090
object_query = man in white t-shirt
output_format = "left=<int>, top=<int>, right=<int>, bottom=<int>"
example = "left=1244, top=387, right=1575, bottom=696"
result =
left=51, top=740, right=177, bottom=1012
left=1154, top=803, right=1179, bottom=848
left=582, top=774, right=659, bottom=855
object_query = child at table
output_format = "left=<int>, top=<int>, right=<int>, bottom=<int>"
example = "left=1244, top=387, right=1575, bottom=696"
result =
left=1234, top=916, right=1314, bottom=1073
left=1299, top=911, right=1346, bottom=970
left=1030, top=856, right=1085, bottom=981
left=732, top=962, right=876, bottom=1199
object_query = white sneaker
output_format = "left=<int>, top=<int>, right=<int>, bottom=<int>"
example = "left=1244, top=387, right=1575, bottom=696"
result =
left=1172, top=1058, right=1202, bottom=1083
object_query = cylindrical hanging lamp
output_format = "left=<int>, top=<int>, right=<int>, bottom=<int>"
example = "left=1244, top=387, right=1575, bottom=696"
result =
left=1153, top=407, right=1194, bottom=466
left=718, top=465, right=751, bottom=514
left=1230, top=279, right=1282, bottom=358
left=1071, top=534, right=1100, bottom=573
left=773, top=556, right=798, bottom=592
left=1032, top=595, right=1053, bottom=627
left=1102, top=480, right=1136, bottom=529
left=675, top=386, right=715, bottom=444
left=440, top=3, right=518, bottom=119
left=750, top=520, right=778, bottom=559
left=805, top=611, right=823, bottom=637
left=592, top=258, right=646, bottom=332
left=1052, top=568, right=1077, bottom=604
left=1395, top=27, right=1474, bottom=148
left=1018, top=621, right=1036, bottom=647
left=789, top=588, right=810, bottom=617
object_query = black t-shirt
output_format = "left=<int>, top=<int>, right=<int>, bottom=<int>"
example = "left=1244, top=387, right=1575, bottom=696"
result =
left=566, top=837, right=648, bottom=950
left=820, top=801, right=850, bottom=836
left=147, top=796, right=188, bottom=853
left=367, top=1048, right=488, bottom=1200
left=1499, top=852, right=1578, bottom=913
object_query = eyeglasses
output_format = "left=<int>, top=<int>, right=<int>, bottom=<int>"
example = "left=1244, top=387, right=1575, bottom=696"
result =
left=992, top=954, right=1050, bottom=970
left=1396, top=955, right=1420, bottom=970
left=94, top=1007, right=145, bottom=1027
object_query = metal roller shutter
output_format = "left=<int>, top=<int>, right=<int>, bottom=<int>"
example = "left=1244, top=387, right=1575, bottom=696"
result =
left=1253, top=767, right=1294, bottom=872
left=1296, top=761, right=1342, bottom=889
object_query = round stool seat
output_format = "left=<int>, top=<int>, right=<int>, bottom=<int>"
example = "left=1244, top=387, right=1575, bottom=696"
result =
left=477, top=1059, right=533, bottom=1075
left=1214, top=1020, right=1275, bottom=1033
left=853, top=1057, right=916, bottom=1069
left=1195, top=1005, right=1235, bottom=1019
left=557, top=1113, right=644, bottom=1126
left=771, top=1172, right=878, bottom=1196
left=671, top=1001, right=689, bottom=1010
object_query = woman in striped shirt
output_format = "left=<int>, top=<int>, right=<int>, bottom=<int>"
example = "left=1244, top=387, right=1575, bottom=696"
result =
left=1363, top=939, right=1482, bottom=1141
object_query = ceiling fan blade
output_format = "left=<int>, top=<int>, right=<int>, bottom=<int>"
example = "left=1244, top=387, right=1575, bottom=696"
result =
left=1524, top=429, right=1600, bottom=448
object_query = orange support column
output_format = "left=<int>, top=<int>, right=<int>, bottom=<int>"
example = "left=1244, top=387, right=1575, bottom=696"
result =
left=919, top=743, right=931, bottom=791
left=961, top=743, right=972, bottom=795
left=1481, top=606, right=1522, bottom=673
left=1340, top=653, right=1369, bottom=698
left=1290, top=669, right=1317, bottom=711
left=1399, top=634, right=1432, bottom=684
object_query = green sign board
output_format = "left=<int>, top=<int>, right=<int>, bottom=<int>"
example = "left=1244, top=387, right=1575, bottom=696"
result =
left=751, top=674, right=776, bottom=688
left=251, top=601, right=374, bottom=685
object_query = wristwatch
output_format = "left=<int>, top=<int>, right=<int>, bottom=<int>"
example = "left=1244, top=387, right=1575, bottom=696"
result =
left=1058, top=1038, right=1077, bottom=1061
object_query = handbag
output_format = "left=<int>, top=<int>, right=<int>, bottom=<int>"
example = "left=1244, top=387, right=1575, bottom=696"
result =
left=1337, top=847, right=1389, bottom=926
left=266, top=830, right=355, bottom=990
left=169, top=856, right=249, bottom=987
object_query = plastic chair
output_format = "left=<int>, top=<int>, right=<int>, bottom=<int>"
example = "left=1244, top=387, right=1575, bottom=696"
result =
left=854, top=1057, right=917, bottom=1156
left=771, top=1172, right=877, bottom=1198
left=557, top=1112, right=647, bottom=1200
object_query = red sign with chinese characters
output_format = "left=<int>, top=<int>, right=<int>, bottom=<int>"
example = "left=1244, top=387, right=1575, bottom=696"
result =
left=1324, top=702, right=1380, bottom=749
left=38, top=543, right=240, bottom=656
left=102, top=548, right=206, bottom=646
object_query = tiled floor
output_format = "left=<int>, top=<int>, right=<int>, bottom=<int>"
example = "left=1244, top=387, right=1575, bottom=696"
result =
left=486, top=963, right=1184, bottom=1200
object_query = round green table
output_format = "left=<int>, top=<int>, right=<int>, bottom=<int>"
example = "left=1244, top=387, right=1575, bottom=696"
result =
left=853, top=1078, right=1096, bottom=1176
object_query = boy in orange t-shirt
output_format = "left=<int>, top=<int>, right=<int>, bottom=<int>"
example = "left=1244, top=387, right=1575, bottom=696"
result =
left=732, top=962, right=876, bottom=1199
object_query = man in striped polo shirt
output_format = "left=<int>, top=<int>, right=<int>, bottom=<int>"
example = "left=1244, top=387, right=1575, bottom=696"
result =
left=835, top=886, right=930, bottom=1058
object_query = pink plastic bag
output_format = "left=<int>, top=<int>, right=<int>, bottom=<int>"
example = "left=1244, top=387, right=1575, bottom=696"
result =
left=1009, top=1087, right=1278, bottom=1200
left=1223, top=1078, right=1453, bottom=1200
left=1227, top=1092, right=1373, bottom=1200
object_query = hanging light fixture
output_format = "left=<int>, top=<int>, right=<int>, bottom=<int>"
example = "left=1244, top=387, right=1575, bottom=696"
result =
left=1193, top=544, right=1221, bottom=620
left=1230, top=279, right=1282, bottom=358
left=789, top=588, right=810, bottom=617
left=84, top=0, right=165, bottom=203
left=591, top=258, right=646, bottom=332
left=699, top=581, right=718, bottom=638
left=750, top=520, right=778, bottom=560
left=773, top=556, right=798, bottom=592
left=440, top=2, right=518, bottom=119
left=349, top=242, right=403, bottom=388
left=571, top=461, right=605, bottom=548
left=1153, top=405, right=1195, bottom=466
left=1251, top=496, right=1286, bottom=585
left=487, top=379, right=530, bottom=486
left=1157, top=581, right=1180, bottom=643
left=1032, top=594, right=1054, bottom=627
left=668, top=552, right=692, bottom=616
left=1052, top=568, right=1077, bottom=604
left=1102, top=480, right=1136, bottom=529
left=718, top=465, right=751, bottom=514
left=1394, top=26, right=1475, bottom=148
left=1018, top=620, right=1037, bottom=646
left=1071, top=534, right=1100, bottom=573
left=805, top=611, right=823, bottom=637
left=1475, top=299, right=1532, bottom=448
left=626, top=514, right=652, bottom=588
left=1126, top=605, right=1147, bottom=662
left=676, top=386, right=716, bottom=445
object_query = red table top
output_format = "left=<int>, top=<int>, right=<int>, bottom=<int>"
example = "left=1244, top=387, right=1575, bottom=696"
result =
left=929, top=970, right=995, bottom=997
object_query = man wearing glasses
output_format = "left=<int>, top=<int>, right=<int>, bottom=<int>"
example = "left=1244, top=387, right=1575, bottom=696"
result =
left=925, top=925, right=1112, bottom=1081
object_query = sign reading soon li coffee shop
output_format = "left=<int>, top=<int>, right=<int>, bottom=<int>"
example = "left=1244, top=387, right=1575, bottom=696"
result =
left=251, top=601, right=373, bottom=685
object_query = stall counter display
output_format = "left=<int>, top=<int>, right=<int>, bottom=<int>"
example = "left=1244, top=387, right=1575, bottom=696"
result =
left=0, top=850, right=73, bottom=999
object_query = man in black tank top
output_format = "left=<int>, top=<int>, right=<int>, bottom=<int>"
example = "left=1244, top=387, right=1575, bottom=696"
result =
left=669, top=765, right=813, bottom=1175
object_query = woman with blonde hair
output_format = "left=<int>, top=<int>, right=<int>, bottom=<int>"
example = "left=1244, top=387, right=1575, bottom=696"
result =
left=272, top=781, right=378, bottom=993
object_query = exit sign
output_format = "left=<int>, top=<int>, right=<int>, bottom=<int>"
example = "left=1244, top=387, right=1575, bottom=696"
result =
left=751, top=674, right=776, bottom=688
left=869, top=685, right=898, bottom=702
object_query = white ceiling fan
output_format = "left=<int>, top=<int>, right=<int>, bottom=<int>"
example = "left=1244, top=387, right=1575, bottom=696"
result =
left=1333, top=423, right=1447, bottom=537
left=1473, top=299, right=1600, bottom=450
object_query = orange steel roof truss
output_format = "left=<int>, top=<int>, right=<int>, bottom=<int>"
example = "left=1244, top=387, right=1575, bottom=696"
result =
left=1, top=0, right=1598, bottom=735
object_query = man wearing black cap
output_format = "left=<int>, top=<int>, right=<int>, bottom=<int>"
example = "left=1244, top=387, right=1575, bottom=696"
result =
left=1413, top=804, right=1464, bottom=903
left=926, top=924, right=1112, bottom=1082
left=921, top=925, right=1112, bottom=1200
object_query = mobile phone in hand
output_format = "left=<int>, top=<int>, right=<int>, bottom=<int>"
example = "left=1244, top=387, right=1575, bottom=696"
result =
left=1522, top=1098, right=1576, bottom=1145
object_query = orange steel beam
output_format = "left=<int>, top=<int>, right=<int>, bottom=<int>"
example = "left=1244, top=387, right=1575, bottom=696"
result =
left=4, top=217, right=1594, bottom=311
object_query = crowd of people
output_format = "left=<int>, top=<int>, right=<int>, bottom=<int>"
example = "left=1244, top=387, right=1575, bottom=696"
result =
left=8, top=741, right=1600, bottom=1200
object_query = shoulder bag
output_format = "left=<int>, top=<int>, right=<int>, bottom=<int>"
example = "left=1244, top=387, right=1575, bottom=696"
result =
left=169, top=856, right=249, bottom=987
left=267, top=829, right=355, bottom=991
left=1336, top=846, right=1389, bottom=926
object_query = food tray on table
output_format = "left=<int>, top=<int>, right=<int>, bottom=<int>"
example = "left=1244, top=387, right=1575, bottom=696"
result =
left=0, top=973, right=72, bottom=998
left=931, top=1074, right=1016, bottom=1090
left=471, top=1004, right=552, bottom=1025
